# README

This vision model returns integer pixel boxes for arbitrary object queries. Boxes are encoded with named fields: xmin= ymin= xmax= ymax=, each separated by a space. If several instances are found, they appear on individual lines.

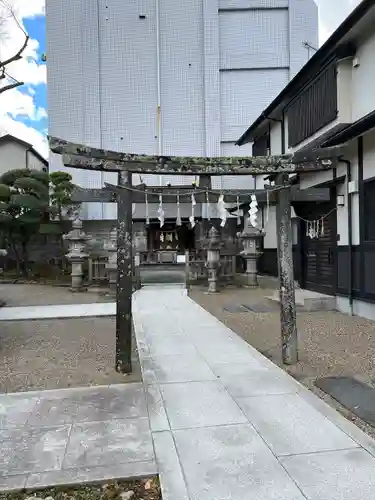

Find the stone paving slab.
xmin=0 ymin=302 xmax=116 ymax=321
xmin=281 ymin=448 xmax=375 ymax=500
xmin=242 ymin=302 xmax=279 ymax=313
xmin=315 ymin=376 xmax=375 ymax=426
xmin=173 ymin=425 xmax=305 ymax=500
xmin=0 ymin=383 xmax=156 ymax=491
xmin=237 ymin=393 xmax=358 ymax=456
xmin=223 ymin=303 xmax=249 ymax=313
xmin=133 ymin=286 xmax=375 ymax=500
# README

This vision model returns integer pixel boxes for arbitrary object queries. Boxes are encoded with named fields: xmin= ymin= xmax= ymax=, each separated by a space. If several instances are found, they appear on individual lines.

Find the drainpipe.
xmin=156 ymin=0 xmax=162 ymax=186
xmin=340 ymin=158 xmax=353 ymax=315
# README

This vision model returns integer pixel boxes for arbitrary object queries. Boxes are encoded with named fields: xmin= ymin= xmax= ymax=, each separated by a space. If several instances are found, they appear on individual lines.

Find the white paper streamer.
xmin=189 ymin=193 xmax=196 ymax=228
xmin=218 ymin=194 xmax=227 ymax=228
xmin=145 ymin=191 xmax=150 ymax=225
xmin=249 ymin=194 xmax=258 ymax=227
xmin=236 ymin=196 xmax=241 ymax=226
xmin=176 ymin=193 xmax=182 ymax=226
xmin=157 ymin=194 xmax=165 ymax=227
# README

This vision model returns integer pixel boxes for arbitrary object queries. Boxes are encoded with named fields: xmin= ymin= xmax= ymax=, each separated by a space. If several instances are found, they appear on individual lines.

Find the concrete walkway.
xmin=133 ymin=287 xmax=375 ymax=500
xmin=1 ymin=286 xmax=375 ymax=499
xmin=0 ymin=383 xmax=156 ymax=491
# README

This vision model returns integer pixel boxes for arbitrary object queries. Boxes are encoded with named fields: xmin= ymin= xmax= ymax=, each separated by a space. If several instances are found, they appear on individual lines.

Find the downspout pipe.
xmin=339 ymin=157 xmax=353 ymax=315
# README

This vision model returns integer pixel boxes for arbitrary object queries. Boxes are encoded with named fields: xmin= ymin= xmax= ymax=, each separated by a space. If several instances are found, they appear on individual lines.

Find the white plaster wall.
xmin=337 ymin=297 xmax=375 ymax=322
xmin=299 ymin=169 xmax=334 ymax=190
xmin=362 ymin=129 xmax=375 ymax=180
xmin=0 ymin=142 xmax=46 ymax=175
xmin=351 ymin=31 xmax=375 ymax=122
xmin=270 ymin=121 xmax=282 ymax=155
xmin=27 ymin=153 xmax=47 ymax=171
xmin=0 ymin=142 xmax=28 ymax=175
xmin=335 ymin=144 xmax=360 ymax=246
xmin=263 ymin=205 xmax=277 ymax=248
xmin=337 ymin=59 xmax=353 ymax=123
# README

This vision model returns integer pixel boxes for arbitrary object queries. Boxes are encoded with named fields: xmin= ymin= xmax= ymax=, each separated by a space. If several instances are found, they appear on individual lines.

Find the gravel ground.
xmin=0 ymin=283 xmax=113 ymax=307
xmin=190 ymin=285 xmax=375 ymax=439
xmin=0 ymin=478 xmax=161 ymax=500
xmin=0 ymin=317 xmax=141 ymax=393
xmin=0 ymin=284 xmax=140 ymax=393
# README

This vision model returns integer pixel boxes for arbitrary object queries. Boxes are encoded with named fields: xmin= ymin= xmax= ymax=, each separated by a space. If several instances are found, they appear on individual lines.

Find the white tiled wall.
xmin=219 ymin=8 xmax=289 ymax=69
xmin=47 ymin=0 xmax=318 ymax=219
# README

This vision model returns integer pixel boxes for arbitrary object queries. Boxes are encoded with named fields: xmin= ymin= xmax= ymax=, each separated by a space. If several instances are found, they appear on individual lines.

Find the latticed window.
xmin=287 ymin=61 xmax=338 ymax=147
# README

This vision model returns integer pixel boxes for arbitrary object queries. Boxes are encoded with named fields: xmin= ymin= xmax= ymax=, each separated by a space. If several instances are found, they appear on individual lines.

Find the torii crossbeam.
xmin=49 ymin=136 xmax=337 ymax=175
xmin=49 ymin=136 xmax=339 ymax=371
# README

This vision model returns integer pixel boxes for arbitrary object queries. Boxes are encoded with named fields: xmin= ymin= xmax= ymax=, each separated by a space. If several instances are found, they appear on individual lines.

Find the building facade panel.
xmin=219 ymin=8 xmax=289 ymax=69
xmin=47 ymin=0 xmax=318 ymax=220
xmin=220 ymin=68 xmax=289 ymax=141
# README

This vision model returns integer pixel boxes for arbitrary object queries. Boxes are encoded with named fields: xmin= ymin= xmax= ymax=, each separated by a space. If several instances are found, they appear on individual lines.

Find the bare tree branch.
xmin=0 ymin=79 xmax=22 ymax=93
xmin=0 ymin=33 xmax=29 ymax=69
xmin=0 ymin=0 xmax=29 ymax=93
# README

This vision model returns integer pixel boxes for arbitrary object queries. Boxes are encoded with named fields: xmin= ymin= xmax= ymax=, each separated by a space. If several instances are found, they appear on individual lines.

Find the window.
xmin=287 ymin=62 xmax=338 ymax=147
xmin=252 ymin=133 xmax=270 ymax=157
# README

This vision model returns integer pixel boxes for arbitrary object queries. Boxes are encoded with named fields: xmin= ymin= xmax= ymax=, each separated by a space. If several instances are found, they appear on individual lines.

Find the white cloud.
xmin=316 ymin=0 xmax=362 ymax=45
xmin=0 ymin=0 xmax=47 ymax=159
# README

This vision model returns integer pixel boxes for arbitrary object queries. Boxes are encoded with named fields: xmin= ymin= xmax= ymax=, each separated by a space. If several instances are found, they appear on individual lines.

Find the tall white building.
xmin=47 ymin=0 xmax=318 ymax=221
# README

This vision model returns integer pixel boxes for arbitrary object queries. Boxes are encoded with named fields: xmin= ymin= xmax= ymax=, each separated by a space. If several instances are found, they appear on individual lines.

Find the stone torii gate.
xmin=50 ymin=136 xmax=337 ymax=373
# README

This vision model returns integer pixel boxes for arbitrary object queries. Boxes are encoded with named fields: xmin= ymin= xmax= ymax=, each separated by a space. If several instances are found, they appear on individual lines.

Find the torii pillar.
xmin=116 ymin=171 xmax=133 ymax=373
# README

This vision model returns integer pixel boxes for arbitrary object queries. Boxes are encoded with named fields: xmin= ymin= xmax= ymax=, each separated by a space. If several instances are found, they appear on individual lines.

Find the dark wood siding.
xmin=287 ymin=62 xmax=338 ymax=148
xmin=296 ymin=198 xmax=337 ymax=295
xmin=363 ymin=179 xmax=375 ymax=242
xmin=252 ymin=133 xmax=270 ymax=157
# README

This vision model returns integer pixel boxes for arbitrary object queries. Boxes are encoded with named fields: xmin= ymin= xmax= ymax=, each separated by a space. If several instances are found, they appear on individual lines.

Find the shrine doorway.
xmin=146 ymin=219 xmax=195 ymax=265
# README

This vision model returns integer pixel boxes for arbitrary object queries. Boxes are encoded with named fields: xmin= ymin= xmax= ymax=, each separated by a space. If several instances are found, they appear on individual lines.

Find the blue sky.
xmin=0 ymin=0 xmax=47 ymax=156
xmin=22 ymin=16 xmax=47 ymax=136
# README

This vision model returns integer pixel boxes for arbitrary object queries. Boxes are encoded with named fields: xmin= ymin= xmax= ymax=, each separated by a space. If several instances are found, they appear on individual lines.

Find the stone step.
xmin=267 ymin=289 xmax=336 ymax=312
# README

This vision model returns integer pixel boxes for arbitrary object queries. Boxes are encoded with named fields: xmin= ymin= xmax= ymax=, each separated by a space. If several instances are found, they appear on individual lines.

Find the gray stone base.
xmin=315 ymin=376 xmax=375 ymax=427
xmin=267 ymin=289 xmax=337 ymax=312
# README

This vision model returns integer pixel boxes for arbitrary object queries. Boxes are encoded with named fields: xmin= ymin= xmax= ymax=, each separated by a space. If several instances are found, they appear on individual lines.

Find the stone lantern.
xmin=104 ymin=227 xmax=117 ymax=295
xmin=63 ymin=217 xmax=90 ymax=291
xmin=238 ymin=218 xmax=265 ymax=287
xmin=206 ymin=226 xmax=221 ymax=294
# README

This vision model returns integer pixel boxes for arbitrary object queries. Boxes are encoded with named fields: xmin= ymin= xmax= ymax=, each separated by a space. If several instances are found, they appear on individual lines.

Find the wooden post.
xmin=116 ymin=171 xmax=133 ymax=373
xmin=275 ymin=173 xmax=298 ymax=365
